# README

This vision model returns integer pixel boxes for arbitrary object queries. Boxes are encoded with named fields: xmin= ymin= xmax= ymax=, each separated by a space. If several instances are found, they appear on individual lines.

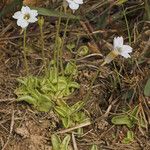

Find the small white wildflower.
xmin=13 ymin=6 xmax=38 ymax=29
xmin=103 ymin=36 xmax=133 ymax=65
xmin=66 ymin=0 xmax=83 ymax=11
xmin=113 ymin=36 xmax=132 ymax=58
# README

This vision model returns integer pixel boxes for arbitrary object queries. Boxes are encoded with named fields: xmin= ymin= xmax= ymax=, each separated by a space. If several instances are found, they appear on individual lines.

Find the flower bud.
xmin=38 ymin=16 xmax=44 ymax=27
xmin=103 ymin=50 xmax=119 ymax=64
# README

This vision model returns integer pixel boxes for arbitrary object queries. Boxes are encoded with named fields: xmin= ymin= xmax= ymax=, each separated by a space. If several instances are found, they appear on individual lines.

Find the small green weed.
xmin=55 ymin=100 xmax=88 ymax=128
xmin=111 ymin=105 xmax=147 ymax=144
xmin=51 ymin=134 xmax=71 ymax=150
xmin=90 ymin=145 xmax=98 ymax=150
xmin=111 ymin=105 xmax=146 ymax=128
xmin=122 ymin=130 xmax=134 ymax=144
xmin=144 ymin=78 xmax=150 ymax=97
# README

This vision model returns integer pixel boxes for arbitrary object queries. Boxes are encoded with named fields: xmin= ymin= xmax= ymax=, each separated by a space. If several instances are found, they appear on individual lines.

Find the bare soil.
xmin=0 ymin=1 xmax=150 ymax=150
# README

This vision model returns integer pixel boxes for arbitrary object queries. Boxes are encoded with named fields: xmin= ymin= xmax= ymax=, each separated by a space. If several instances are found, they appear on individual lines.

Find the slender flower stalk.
xmin=53 ymin=7 xmax=63 ymax=91
xmin=60 ymin=18 xmax=70 ymax=76
xmin=54 ymin=9 xmax=62 ymax=71
xmin=23 ymin=29 xmax=29 ymax=75
xmin=122 ymin=5 xmax=131 ymax=45
xmin=13 ymin=6 xmax=38 ymax=75
xmin=38 ymin=17 xmax=47 ymax=74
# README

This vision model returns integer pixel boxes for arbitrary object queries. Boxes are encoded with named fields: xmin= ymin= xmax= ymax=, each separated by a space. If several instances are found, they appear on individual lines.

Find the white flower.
xmin=66 ymin=0 xmax=83 ymax=11
xmin=113 ymin=36 xmax=132 ymax=58
xmin=13 ymin=6 xmax=38 ymax=29
xmin=102 ymin=36 xmax=133 ymax=65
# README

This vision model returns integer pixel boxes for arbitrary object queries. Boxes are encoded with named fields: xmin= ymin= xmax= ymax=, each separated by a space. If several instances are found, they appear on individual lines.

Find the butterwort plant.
xmin=13 ymin=6 xmax=38 ymax=75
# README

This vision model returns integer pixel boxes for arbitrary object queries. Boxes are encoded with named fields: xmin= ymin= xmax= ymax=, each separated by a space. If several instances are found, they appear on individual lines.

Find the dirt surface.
xmin=0 ymin=0 xmax=150 ymax=150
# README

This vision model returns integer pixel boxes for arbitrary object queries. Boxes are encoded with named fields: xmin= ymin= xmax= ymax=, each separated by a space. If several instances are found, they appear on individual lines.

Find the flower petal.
xmin=113 ymin=36 xmax=123 ymax=49
xmin=118 ymin=36 xmax=123 ymax=46
xmin=30 ymin=10 xmax=38 ymax=17
xmin=21 ymin=6 xmax=31 ymax=14
xmin=120 ymin=52 xmax=131 ymax=58
xmin=69 ymin=2 xmax=79 ymax=10
xmin=28 ymin=16 xmax=38 ymax=23
xmin=74 ymin=0 xmax=83 ymax=4
xmin=13 ymin=11 xmax=23 ymax=19
xmin=17 ymin=18 xmax=29 ymax=28
xmin=122 ymin=45 xmax=132 ymax=53
xmin=66 ymin=0 xmax=72 ymax=3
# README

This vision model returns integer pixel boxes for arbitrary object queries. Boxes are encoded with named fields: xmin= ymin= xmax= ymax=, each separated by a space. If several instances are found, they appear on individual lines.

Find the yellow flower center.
xmin=117 ymin=47 xmax=122 ymax=53
xmin=24 ymin=14 xmax=30 ymax=20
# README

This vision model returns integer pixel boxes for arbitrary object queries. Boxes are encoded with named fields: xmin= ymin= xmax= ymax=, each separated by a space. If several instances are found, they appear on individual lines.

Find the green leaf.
xmin=77 ymin=46 xmax=89 ymax=57
xmin=77 ymin=127 xmax=83 ymax=137
xmin=56 ymin=100 xmax=70 ymax=108
xmin=58 ymin=82 xmax=67 ymax=91
xmin=144 ymin=78 xmax=150 ymax=96
xmin=71 ymin=101 xmax=84 ymax=113
xmin=90 ymin=145 xmax=98 ymax=150
xmin=122 ymin=130 xmax=134 ymax=144
xmin=63 ymin=87 xmax=71 ymax=96
xmin=53 ymin=76 xmax=67 ymax=84
xmin=49 ymin=67 xmax=57 ymax=82
xmin=60 ymin=135 xmax=71 ymax=150
xmin=65 ymin=61 xmax=77 ymax=76
xmin=51 ymin=134 xmax=61 ymax=150
xmin=15 ymin=87 xmax=27 ymax=95
xmin=66 ymin=43 xmax=76 ymax=52
xmin=37 ymin=94 xmax=53 ymax=112
xmin=17 ymin=78 xmax=27 ymax=86
xmin=41 ymin=81 xmax=57 ymax=93
xmin=69 ymin=81 xmax=80 ymax=88
xmin=30 ymin=89 xmax=40 ymax=100
xmin=61 ymin=117 xmax=72 ymax=128
xmin=18 ymin=95 xmax=37 ymax=105
xmin=129 ymin=105 xmax=139 ymax=123
xmin=138 ymin=115 xmax=147 ymax=128
xmin=127 ymin=130 xmax=134 ymax=139
xmin=111 ymin=115 xmax=133 ymax=128
xmin=32 ymin=7 xmax=80 ymax=19
xmin=55 ymin=106 xmax=70 ymax=117
xmin=73 ymin=112 xmax=87 ymax=123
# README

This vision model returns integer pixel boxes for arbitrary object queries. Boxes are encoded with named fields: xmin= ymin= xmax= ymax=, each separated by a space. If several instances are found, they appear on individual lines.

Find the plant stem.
xmin=23 ymin=29 xmax=29 ymax=75
xmin=54 ymin=7 xmax=62 ymax=71
xmin=54 ymin=7 xmax=62 ymax=91
xmin=60 ymin=18 xmax=70 ymax=76
xmin=39 ymin=22 xmax=47 ymax=74
xmin=122 ymin=5 xmax=131 ymax=45
xmin=84 ymin=62 xmax=106 ymax=103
